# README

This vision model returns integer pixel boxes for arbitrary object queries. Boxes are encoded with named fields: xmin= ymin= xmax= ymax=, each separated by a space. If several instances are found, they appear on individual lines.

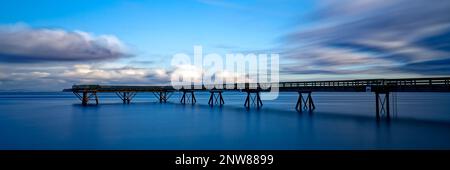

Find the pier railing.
xmin=280 ymin=77 xmax=450 ymax=87
xmin=68 ymin=77 xmax=450 ymax=91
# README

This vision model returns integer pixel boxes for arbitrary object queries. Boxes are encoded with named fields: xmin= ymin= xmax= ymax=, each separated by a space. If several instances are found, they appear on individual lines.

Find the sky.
xmin=0 ymin=0 xmax=449 ymax=91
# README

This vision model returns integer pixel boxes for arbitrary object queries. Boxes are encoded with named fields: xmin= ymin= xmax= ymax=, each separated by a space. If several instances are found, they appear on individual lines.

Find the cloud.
xmin=0 ymin=61 xmax=259 ymax=91
xmin=283 ymin=0 xmax=450 ymax=76
xmin=61 ymin=64 xmax=169 ymax=84
xmin=10 ymin=71 xmax=50 ymax=80
xmin=0 ymin=64 xmax=174 ymax=91
xmin=391 ymin=58 xmax=450 ymax=75
xmin=31 ymin=72 xmax=51 ymax=78
xmin=170 ymin=63 xmax=257 ymax=84
xmin=0 ymin=71 xmax=8 ymax=81
xmin=170 ymin=64 xmax=204 ymax=83
xmin=0 ymin=24 xmax=131 ymax=63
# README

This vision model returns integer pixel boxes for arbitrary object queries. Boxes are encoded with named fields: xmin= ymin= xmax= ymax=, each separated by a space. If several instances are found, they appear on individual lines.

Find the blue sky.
xmin=0 ymin=0 xmax=311 ymax=59
xmin=0 ymin=0 xmax=449 ymax=90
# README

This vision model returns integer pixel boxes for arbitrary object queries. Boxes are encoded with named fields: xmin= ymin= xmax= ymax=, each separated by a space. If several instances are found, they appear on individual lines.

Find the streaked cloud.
xmin=283 ymin=0 xmax=450 ymax=76
xmin=0 ymin=23 xmax=131 ymax=63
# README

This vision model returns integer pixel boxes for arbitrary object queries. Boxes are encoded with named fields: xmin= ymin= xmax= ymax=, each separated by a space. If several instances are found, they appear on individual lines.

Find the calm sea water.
xmin=0 ymin=92 xmax=449 ymax=150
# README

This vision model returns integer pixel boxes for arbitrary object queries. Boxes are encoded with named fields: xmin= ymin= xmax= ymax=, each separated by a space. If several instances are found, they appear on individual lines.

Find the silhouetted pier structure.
xmin=63 ymin=77 xmax=450 ymax=121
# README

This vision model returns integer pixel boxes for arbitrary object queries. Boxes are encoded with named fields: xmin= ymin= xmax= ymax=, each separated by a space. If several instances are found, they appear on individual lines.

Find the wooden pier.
xmin=63 ymin=77 xmax=450 ymax=121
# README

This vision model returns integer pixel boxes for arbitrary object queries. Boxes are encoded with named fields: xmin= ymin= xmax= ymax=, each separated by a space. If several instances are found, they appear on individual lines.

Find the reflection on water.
xmin=0 ymin=92 xmax=450 ymax=149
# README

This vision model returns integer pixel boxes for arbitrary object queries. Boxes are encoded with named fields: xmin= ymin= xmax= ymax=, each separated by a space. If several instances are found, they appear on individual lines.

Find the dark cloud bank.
xmin=0 ymin=24 xmax=131 ymax=63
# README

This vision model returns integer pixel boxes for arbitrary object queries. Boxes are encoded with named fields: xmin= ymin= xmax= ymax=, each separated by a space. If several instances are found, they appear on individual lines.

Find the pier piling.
xmin=180 ymin=90 xmax=196 ymax=104
xmin=208 ymin=90 xmax=224 ymax=106
xmin=244 ymin=90 xmax=263 ymax=109
xmin=115 ymin=92 xmax=136 ymax=104
xmin=375 ymin=91 xmax=391 ymax=121
xmin=73 ymin=91 xmax=98 ymax=106
xmin=295 ymin=91 xmax=315 ymax=113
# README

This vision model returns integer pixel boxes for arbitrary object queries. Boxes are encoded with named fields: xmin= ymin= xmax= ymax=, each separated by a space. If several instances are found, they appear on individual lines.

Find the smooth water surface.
xmin=0 ymin=92 xmax=449 ymax=149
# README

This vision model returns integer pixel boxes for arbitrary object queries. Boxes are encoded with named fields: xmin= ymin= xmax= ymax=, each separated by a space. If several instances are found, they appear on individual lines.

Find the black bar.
xmin=0 ymin=150 xmax=448 ymax=168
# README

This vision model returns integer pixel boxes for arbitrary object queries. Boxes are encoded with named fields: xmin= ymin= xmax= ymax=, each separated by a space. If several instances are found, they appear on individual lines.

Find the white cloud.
xmin=170 ymin=64 xmax=203 ymax=83
xmin=31 ymin=72 xmax=50 ymax=78
xmin=62 ymin=64 xmax=148 ymax=81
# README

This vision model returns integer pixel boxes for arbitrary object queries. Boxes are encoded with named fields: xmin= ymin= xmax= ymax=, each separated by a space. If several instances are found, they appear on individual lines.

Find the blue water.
xmin=0 ymin=92 xmax=450 ymax=150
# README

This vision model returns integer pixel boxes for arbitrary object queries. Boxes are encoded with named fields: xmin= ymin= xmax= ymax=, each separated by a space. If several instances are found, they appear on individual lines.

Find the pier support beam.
xmin=208 ymin=90 xmax=224 ymax=106
xmin=160 ymin=91 xmax=167 ymax=103
xmin=74 ymin=91 xmax=99 ymax=106
xmin=244 ymin=90 xmax=263 ymax=109
xmin=82 ymin=92 xmax=88 ymax=105
xmin=153 ymin=91 xmax=171 ymax=103
xmin=160 ymin=91 xmax=170 ymax=103
xmin=295 ymin=91 xmax=315 ymax=112
xmin=375 ymin=91 xmax=390 ymax=121
xmin=115 ymin=92 xmax=137 ymax=104
xmin=152 ymin=90 xmax=172 ymax=103
xmin=180 ymin=90 xmax=196 ymax=104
